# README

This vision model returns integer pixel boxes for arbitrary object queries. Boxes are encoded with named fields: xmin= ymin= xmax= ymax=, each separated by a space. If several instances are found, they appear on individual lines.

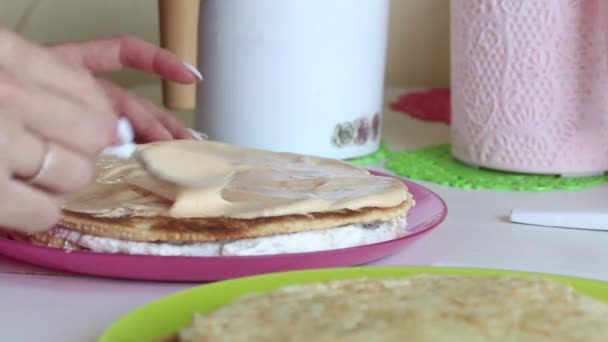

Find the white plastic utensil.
xmin=510 ymin=208 xmax=608 ymax=231
xmin=101 ymin=117 xmax=137 ymax=159
xmin=101 ymin=117 xmax=216 ymax=187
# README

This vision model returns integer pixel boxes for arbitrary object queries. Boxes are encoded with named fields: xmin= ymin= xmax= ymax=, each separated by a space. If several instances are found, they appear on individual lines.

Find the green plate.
xmin=99 ymin=266 xmax=608 ymax=342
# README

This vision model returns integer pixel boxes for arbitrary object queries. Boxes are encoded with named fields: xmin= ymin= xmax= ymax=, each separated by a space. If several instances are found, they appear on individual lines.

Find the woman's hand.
xmin=49 ymin=35 xmax=202 ymax=142
xmin=0 ymin=29 xmax=119 ymax=233
xmin=0 ymin=31 xmax=199 ymax=233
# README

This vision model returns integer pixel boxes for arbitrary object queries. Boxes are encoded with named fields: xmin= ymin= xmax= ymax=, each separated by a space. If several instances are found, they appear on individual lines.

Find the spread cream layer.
xmin=52 ymin=215 xmax=408 ymax=256
xmin=63 ymin=140 xmax=409 ymax=219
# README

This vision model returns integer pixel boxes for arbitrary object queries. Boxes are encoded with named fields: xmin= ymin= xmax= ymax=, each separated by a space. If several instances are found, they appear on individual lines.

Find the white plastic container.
xmin=196 ymin=0 xmax=390 ymax=159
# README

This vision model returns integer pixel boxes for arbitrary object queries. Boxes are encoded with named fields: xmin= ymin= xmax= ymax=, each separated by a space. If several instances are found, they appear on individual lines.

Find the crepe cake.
xmin=169 ymin=274 xmax=608 ymax=342
xmin=13 ymin=140 xmax=415 ymax=256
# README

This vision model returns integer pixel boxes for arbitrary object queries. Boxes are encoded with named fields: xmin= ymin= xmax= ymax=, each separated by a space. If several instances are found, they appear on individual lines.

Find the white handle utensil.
xmin=510 ymin=209 xmax=608 ymax=231
xmin=101 ymin=117 xmax=137 ymax=159
xmin=101 ymin=117 xmax=217 ymax=187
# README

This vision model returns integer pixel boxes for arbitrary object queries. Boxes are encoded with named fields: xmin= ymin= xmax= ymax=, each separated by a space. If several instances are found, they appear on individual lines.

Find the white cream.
xmin=51 ymin=216 xmax=408 ymax=256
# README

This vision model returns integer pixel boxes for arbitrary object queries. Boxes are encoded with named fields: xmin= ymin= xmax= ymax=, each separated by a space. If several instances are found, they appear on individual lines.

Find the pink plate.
xmin=0 ymin=172 xmax=447 ymax=282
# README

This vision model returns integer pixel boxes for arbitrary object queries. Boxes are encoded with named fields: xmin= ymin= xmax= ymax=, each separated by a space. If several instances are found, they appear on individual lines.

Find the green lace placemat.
xmin=346 ymin=141 xmax=392 ymax=165
xmin=384 ymin=144 xmax=608 ymax=191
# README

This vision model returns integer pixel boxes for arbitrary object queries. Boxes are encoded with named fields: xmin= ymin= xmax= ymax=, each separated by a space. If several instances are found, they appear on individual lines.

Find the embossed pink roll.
xmin=450 ymin=0 xmax=608 ymax=175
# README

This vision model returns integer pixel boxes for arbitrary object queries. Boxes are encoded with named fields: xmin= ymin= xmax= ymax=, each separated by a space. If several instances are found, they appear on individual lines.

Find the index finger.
xmin=50 ymin=36 xmax=202 ymax=83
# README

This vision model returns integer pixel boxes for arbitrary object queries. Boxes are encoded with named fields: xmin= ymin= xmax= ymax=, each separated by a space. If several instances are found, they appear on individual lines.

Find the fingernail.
xmin=182 ymin=61 xmax=203 ymax=81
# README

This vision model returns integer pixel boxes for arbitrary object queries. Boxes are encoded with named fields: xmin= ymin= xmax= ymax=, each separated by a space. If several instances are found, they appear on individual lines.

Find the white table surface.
xmin=2 ymin=86 xmax=608 ymax=342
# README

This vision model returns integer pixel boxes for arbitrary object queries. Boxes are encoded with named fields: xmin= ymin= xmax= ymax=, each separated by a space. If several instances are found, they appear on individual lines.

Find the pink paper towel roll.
xmin=450 ymin=0 xmax=608 ymax=175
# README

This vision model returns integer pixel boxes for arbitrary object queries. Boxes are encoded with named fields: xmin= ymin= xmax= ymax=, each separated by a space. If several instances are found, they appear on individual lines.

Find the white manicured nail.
xmin=182 ymin=61 xmax=203 ymax=81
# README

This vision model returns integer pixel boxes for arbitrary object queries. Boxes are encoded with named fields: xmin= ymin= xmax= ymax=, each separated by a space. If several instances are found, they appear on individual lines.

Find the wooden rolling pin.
xmin=158 ymin=0 xmax=200 ymax=110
